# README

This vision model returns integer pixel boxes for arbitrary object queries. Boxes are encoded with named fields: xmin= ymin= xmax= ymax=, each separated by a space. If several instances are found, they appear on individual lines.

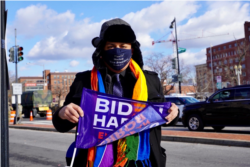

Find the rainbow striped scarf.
xmin=87 ymin=59 xmax=151 ymax=167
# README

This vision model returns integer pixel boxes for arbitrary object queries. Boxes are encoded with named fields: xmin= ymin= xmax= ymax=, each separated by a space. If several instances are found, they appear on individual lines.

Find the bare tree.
xmin=145 ymin=53 xmax=174 ymax=94
xmin=51 ymin=85 xmax=68 ymax=107
xmin=8 ymin=70 xmax=16 ymax=83
xmin=221 ymin=39 xmax=250 ymax=86
xmin=179 ymin=58 xmax=192 ymax=85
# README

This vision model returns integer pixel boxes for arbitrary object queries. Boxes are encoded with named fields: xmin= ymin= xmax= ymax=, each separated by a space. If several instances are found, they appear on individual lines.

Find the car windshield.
xmin=178 ymin=97 xmax=199 ymax=104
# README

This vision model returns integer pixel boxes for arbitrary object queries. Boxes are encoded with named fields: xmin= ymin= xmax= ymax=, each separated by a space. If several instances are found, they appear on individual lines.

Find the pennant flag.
xmin=76 ymin=88 xmax=171 ymax=149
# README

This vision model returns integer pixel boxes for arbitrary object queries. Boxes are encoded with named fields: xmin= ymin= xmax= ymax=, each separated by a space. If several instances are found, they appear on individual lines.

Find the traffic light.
xmin=17 ymin=46 xmax=24 ymax=62
xmin=9 ymin=47 xmax=14 ymax=62
xmin=171 ymin=58 xmax=176 ymax=69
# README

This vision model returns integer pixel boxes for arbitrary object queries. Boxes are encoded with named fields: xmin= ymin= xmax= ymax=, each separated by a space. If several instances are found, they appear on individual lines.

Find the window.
xmin=228 ymin=52 xmax=230 ymax=56
xmin=224 ymin=60 xmax=227 ymax=64
xmin=235 ymin=43 xmax=237 ymax=47
xmin=229 ymin=44 xmax=232 ymax=48
xmin=213 ymin=49 xmax=216 ymax=53
xmin=58 ymin=81 xmax=60 ymax=84
xmin=47 ymin=76 xmax=49 ymax=80
xmin=212 ymin=90 xmax=234 ymax=101
xmin=223 ymin=46 xmax=226 ymax=50
xmin=242 ymin=72 xmax=246 ymax=76
xmin=54 ymin=81 xmax=56 ymax=84
xmin=71 ymin=75 xmax=74 ymax=79
xmin=234 ymin=51 xmax=236 ymax=55
xmin=249 ymin=27 xmax=250 ymax=31
xmin=225 ymin=53 xmax=227 ymax=57
xmin=214 ymin=62 xmax=217 ymax=66
xmin=241 ymin=41 xmax=244 ymax=45
xmin=53 ymin=75 xmax=56 ymax=79
xmin=62 ymin=75 xmax=64 ymax=79
xmin=165 ymin=98 xmax=182 ymax=105
xmin=230 ymin=66 xmax=233 ymax=70
xmin=249 ymin=35 xmax=250 ymax=42
xmin=224 ymin=67 xmax=228 ymax=71
xmin=57 ymin=75 xmax=59 ymax=79
xmin=234 ymin=88 xmax=250 ymax=100
xmin=231 ymin=51 xmax=234 ymax=55
xmin=242 ymin=64 xmax=245 ymax=69
xmin=209 ymin=63 xmax=211 ymax=67
xmin=242 ymin=56 xmax=245 ymax=61
xmin=230 ymin=59 xmax=233 ymax=63
xmin=219 ymin=68 xmax=222 ymax=72
xmin=214 ymin=69 xmax=217 ymax=73
xmin=68 ymin=76 xmax=70 ymax=79
xmin=235 ymin=58 xmax=239 ymax=62
xmin=219 ymin=61 xmax=222 ymax=65
xmin=218 ymin=47 xmax=221 ymax=51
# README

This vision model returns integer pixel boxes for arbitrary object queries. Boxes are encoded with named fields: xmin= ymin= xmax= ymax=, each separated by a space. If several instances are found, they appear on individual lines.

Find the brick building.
xmin=205 ymin=21 xmax=250 ymax=92
xmin=195 ymin=63 xmax=210 ymax=93
xmin=165 ymin=85 xmax=196 ymax=95
xmin=18 ymin=70 xmax=78 ymax=102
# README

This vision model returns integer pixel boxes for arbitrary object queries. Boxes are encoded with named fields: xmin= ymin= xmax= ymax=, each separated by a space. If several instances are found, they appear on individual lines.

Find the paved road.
xmin=9 ymin=129 xmax=250 ymax=167
xmin=19 ymin=118 xmax=250 ymax=135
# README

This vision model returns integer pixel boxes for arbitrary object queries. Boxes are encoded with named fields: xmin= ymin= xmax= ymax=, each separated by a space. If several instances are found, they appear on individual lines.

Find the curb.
xmin=9 ymin=126 xmax=250 ymax=148
xmin=9 ymin=125 xmax=76 ymax=134
xmin=161 ymin=135 xmax=250 ymax=148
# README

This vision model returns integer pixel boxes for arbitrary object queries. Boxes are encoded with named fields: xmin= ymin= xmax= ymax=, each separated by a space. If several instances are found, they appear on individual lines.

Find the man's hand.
xmin=58 ymin=103 xmax=84 ymax=124
xmin=165 ymin=103 xmax=179 ymax=124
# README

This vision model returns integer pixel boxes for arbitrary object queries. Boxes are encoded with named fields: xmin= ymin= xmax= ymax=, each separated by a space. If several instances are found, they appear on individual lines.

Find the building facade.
xmin=18 ymin=70 xmax=78 ymax=102
xmin=206 ymin=21 xmax=250 ymax=92
xmin=195 ymin=63 xmax=210 ymax=93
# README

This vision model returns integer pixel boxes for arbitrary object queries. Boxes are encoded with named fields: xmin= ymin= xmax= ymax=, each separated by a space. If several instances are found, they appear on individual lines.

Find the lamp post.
xmin=234 ymin=65 xmax=242 ymax=85
xmin=210 ymin=45 xmax=215 ymax=92
xmin=170 ymin=18 xmax=181 ymax=94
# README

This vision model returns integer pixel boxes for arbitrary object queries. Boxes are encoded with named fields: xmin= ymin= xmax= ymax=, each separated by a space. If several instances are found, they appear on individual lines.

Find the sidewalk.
xmin=9 ymin=123 xmax=250 ymax=148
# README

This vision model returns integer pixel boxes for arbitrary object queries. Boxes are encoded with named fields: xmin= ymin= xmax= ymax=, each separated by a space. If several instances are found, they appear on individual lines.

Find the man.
xmin=53 ymin=18 xmax=178 ymax=167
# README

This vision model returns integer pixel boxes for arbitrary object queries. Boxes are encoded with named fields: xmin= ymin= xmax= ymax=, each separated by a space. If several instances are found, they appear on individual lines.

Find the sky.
xmin=5 ymin=0 xmax=250 ymax=77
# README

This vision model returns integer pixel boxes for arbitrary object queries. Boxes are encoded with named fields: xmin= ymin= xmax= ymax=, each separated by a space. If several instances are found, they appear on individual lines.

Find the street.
xmin=19 ymin=117 xmax=250 ymax=134
xmin=9 ymin=128 xmax=250 ymax=167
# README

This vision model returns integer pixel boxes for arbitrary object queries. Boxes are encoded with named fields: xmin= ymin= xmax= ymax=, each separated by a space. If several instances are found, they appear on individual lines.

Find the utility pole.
xmin=170 ymin=18 xmax=181 ymax=94
xmin=0 ymin=0 xmax=10 ymax=166
xmin=210 ymin=45 xmax=215 ymax=92
xmin=14 ymin=28 xmax=19 ymax=124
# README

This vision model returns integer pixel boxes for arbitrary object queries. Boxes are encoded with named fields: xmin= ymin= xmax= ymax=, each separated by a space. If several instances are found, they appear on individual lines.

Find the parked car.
xmin=182 ymin=85 xmax=250 ymax=131
xmin=165 ymin=95 xmax=200 ymax=120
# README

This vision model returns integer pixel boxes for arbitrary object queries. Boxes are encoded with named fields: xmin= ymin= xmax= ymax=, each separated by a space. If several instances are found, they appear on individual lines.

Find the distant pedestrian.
xmin=53 ymin=18 xmax=178 ymax=167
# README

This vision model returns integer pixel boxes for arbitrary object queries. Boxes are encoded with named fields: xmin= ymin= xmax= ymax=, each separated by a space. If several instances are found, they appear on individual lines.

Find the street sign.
xmin=178 ymin=47 xmax=186 ymax=54
xmin=216 ymin=76 xmax=221 ymax=83
xmin=12 ymin=83 xmax=22 ymax=95
xmin=172 ymin=75 xmax=178 ymax=82
xmin=216 ymin=82 xmax=222 ymax=89
xmin=12 ymin=95 xmax=21 ymax=104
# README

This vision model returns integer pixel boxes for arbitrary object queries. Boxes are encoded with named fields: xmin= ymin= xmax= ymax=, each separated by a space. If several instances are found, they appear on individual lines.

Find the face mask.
xmin=102 ymin=48 xmax=132 ymax=71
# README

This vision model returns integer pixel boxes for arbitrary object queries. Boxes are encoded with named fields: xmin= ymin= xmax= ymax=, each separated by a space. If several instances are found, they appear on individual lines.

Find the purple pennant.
xmin=76 ymin=88 xmax=171 ymax=149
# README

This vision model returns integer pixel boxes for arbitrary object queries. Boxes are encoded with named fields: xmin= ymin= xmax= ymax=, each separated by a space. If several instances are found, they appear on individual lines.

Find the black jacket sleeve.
xmin=52 ymin=71 xmax=91 ymax=132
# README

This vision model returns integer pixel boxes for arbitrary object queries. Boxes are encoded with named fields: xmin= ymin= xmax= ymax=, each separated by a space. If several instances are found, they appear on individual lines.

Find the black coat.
xmin=53 ymin=68 xmax=178 ymax=167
